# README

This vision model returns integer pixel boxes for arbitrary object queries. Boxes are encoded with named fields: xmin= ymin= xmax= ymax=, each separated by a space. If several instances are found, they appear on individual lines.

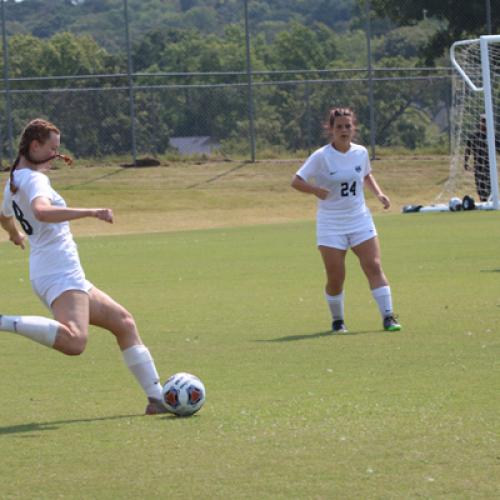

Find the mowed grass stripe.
xmin=0 ymin=213 xmax=499 ymax=498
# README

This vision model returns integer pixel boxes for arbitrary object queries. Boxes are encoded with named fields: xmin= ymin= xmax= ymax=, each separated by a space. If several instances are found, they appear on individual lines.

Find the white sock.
xmin=0 ymin=315 xmax=59 ymax=347
xmin=122 ymin=344 xmax=162 ymax=400
xmin=371 ymin=286 xmax=393 ymax=319
xmin=325 ymin=291 xmax=344 ymax=321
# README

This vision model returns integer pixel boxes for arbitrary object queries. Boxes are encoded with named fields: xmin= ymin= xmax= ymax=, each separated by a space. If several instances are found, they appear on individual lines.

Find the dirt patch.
xmin=121 ymin=157 xmax=161 ymax=168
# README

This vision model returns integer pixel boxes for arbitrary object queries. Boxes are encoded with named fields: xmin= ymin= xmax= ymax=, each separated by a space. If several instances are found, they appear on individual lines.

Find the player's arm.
xmin=0 ymin=212 xmax=26 ymax=249
xmin=31 ymin=197 xmax=114 ymax=224
xmin=364 ymin=173 xmax=390 ymax=209
xmin=291 ymin=175 xmax=329 ymax=200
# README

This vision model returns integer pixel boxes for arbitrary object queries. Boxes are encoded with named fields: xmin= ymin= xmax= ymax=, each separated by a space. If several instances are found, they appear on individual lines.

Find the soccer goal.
xmin=447 ymin=35 xmax=500 ymax=210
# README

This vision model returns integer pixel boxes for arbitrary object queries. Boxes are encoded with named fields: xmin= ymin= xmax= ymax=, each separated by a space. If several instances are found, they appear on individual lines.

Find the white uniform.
xmin=1 ymin=169 xmax=92 ymax=307
xmin=296 ymin=143 xmax=377 ymax=249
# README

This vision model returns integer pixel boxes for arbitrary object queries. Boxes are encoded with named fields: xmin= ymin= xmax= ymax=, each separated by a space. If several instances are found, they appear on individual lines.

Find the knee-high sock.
xmin=325 ymin=291 xmax=344 ymax=321
xmin=122 ymin=344 xmax=163 ymax=400
xmin=371 ymin=286 xmax=393 ymax=318
xmin=0 ymin=315 xmax=59 ymax=347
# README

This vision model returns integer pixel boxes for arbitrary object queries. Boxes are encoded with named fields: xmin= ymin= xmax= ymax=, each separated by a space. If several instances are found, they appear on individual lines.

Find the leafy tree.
xmin=368 ymin=0 xmax=500 ymax=63
xmin=3 ymin=0 xmax=358 ymax=48
xmin=3 ymin=32 xmax=109 ymax=79
xmin=0 ymin=2 xmax=452 ymax=155
xmin=42 ymin=32 xmax=109 ymax=75
xmin=265 ymin=22 xmax=338 ymax=71
xmin=0 ymin=31 xmax=138 ymax=157
xmin=179 ymin=0 xmax=200 ymax=12
xmin=308 ymin=0 xmax=357 ymax=31
xmin=373 ymin=18 xmax=442 ymax=60
xmin=130 ymin=25 xmax=268 ymax=141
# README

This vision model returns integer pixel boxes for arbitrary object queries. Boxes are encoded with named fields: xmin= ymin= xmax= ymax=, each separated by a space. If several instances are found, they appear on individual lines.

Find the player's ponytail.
xmin=9 ymin=155 xmax=21 ymax=194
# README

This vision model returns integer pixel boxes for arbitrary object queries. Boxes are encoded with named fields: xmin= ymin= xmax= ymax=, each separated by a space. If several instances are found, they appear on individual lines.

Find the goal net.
xmin=446 ymin=35 xmax=500 ymax=210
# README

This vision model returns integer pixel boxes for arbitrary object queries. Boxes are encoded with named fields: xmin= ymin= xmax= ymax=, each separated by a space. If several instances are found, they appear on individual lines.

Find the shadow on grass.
xmin=0 ymin=413 xmax=141 ymax=436
xmin=480 ymin=268 xmax=500 ymax=273
xmin=62 ymin=168 xmax=125 ymax=190
xmin=185 ymin=162 xmax=249 ymax=189
xmin=0 ymin=411 xmax=201 ymax=435
xmin=256 ymin=329 xmax=378 ymax=342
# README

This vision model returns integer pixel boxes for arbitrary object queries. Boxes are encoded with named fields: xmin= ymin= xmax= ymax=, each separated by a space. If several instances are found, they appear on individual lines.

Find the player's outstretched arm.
xmin=31 ymin=197 xmax=113 ymax=224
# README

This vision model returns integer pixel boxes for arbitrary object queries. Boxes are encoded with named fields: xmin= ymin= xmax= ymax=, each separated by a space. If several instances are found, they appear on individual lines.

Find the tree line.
xmin=0 ymin=0 xmax=496 ymax=158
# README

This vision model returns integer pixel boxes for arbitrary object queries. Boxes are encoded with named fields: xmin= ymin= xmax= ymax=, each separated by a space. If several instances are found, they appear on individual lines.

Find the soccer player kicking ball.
xmin=291 ymin=107 xmax=401 ymax=333
xmin=0 ymin=118 xmax=167 ymax=414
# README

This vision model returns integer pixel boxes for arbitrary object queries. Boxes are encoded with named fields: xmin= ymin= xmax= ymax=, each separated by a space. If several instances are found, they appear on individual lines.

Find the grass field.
xmin=0 ymin=153 xmax=454 ymax=240
xmin=1 ymin=157 xmax=499 ymax=498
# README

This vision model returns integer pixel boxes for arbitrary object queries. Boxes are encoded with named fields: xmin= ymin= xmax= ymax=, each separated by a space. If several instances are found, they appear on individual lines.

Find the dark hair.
xmin=326 ymin=107 xmax=356 ymax=129
xmin=9 ymin=118 xmax=69 ymax=194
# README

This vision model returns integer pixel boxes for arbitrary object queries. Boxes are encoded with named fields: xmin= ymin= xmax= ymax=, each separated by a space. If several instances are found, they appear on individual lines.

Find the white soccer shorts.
xmin=317 ymin=226 xmax=377 ymax=250
xmin=31 ymin=269 xmax=93 ymax=309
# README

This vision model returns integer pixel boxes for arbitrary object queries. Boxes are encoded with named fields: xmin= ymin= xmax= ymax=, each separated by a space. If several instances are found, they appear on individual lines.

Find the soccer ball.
xmin=162 ymin=372 xmax=206 ymax=416
xmin=448 ymin=197 xmax=462 ymax=211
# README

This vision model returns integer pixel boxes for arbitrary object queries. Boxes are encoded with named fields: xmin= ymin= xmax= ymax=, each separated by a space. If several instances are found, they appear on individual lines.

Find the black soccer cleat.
xmin=332 ymin=319 xmax=348 ymax=333
xmin=383 ymin=315 xmax=401 ymax=332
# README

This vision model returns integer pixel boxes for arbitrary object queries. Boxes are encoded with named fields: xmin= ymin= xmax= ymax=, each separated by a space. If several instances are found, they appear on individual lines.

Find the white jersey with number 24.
xmin=296 ymin=143 xmax=374 ymax=233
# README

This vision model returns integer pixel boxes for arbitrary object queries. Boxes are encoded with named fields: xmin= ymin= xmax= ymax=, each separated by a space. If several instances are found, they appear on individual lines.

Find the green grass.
xmin=0 ymin=154 xmax=455 ymax=240
xmin=1 ymin=212 xmax=500 ymax=498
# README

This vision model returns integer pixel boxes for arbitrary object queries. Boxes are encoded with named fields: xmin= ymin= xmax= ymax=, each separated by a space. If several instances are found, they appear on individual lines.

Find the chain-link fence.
xmin=0 ymin=0 xmax=495 ymax=164
xmin=0 ymin=69 xmax=453 ymax=162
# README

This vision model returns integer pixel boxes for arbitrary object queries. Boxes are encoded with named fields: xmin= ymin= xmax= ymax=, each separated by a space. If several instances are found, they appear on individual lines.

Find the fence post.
xmin=123 ymin=0 xmax=137 ymax=166
xmin=1 ymin=0 xmax=13 ymax=164
xmin=365 ymin=0 xmax=376 ymax=159
xmin=305 ymin=81 xmax=312 ymax=154
xmin=485 ymin=0 xmax=492 ymax=34
xmin=243 ymin=0 xmax=256 ymax=162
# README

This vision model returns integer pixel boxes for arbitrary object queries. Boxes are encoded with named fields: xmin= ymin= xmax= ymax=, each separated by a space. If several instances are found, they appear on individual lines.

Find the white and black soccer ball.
xmin=448 ymin=197 xmax=462 ymax=212
xmin=162 ymin=372 xmax=206 ymax=416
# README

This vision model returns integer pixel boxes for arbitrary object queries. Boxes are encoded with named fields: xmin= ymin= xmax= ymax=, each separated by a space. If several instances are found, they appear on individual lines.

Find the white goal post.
xmin=449 ymin=35 xmax=500 ymax=210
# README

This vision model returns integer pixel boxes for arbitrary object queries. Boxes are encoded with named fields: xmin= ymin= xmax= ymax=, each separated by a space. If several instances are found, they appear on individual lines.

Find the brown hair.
xmin=9 ymin=119 xmax=72 ymax=194
xmin=326 ymin=107 xmax=356 ymax=129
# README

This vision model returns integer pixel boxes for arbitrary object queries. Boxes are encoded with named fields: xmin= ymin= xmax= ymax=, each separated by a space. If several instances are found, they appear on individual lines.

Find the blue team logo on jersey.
xmin=355 ymin=165 xmax=362 ymax=172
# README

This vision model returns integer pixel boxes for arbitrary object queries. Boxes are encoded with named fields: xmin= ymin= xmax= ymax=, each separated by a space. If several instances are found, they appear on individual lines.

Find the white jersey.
xmin=296 ymin=143 xmax=374 ymax=233
xmin=1 ymin=169 xmax=83 ymax=279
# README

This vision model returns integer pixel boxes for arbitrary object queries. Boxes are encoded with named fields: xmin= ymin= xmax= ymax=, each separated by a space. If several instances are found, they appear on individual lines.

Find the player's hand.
xmin=10 ymin=231 xmax=26 ymax=249
xmin=377 ymin=193 xmax=391 ymax=209
xmin=94 ymin=208 xmax=114 ymax=224
xmin=314 ymin=187 xmax=330 ymax=200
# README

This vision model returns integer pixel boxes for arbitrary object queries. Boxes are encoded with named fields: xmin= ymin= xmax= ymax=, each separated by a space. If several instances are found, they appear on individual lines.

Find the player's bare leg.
xmin=0 ymin=290 xmax=88 ymax=354
xmin=87 ymin=287 xmax=166 ymax=413
xmin=88 ymin=287 xmax=141 ymax=350
xmin=319 ymin=245 xmax=348 ymax=332
xmin=352 ymin=237 xmax=401 ymax=331
xmin=351 ymin=236 xmax=387 ymax=289
xmin=51 ymin=289 xmax=91 ymax=355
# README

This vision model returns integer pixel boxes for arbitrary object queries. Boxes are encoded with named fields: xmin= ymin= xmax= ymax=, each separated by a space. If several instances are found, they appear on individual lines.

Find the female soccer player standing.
xmin=291 ymin=107 xmax=401 ymax=333
xmin=0 ymin=119 xmax=167 ymax=414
